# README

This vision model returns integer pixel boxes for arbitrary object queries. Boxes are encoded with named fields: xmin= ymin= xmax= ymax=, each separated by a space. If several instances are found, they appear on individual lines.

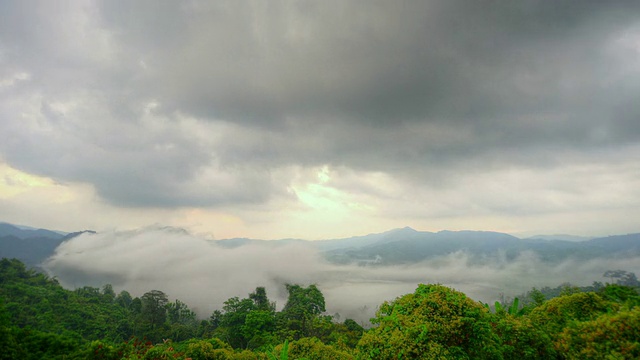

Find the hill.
xmin=0 ymin=223 xmax=93 ymax=267
xmin=2 ymin=221 xmax=640 ymax=268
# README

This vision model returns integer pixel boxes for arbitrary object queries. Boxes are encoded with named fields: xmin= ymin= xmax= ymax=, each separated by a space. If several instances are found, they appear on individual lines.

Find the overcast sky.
xmin=1 ymin=0 xmax=640 ymax=239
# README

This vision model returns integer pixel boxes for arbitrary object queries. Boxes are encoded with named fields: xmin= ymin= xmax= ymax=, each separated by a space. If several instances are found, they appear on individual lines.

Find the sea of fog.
xmin=44 ymin=227 xmax=640 ymax=323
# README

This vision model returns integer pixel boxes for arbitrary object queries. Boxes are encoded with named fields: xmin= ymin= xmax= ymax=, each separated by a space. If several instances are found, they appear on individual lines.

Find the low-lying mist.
xmin=44 ymin=227 xmax=640 ymax=323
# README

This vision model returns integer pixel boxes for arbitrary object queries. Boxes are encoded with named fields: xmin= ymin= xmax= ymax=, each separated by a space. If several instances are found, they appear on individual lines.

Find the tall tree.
xmin=115 ymin=290 xmax=133 ymax=309
xmin=215 ymin=287 xmax=277 ymax=349
xmin=604 ymin=270 xmax=640 ymax=287
xmin=166 ymin=299 xmax=196 ymax=325
xmin=102 ymin=284 xmax=116 ymax=303
xmin=279 ymin=284 xmax=326 ymax=339
xmin=140 ymin=290 xmax=168 ymax=331
xmin=249 ymin=286 xmax=274 ymax=312
xmin=219 ymin=296 xmax=255 ymax=348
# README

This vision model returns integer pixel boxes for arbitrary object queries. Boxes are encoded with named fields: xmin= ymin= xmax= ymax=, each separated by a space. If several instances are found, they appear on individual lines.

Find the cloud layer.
xmin=1 ymin=1 xmax=640 ymax=237
xmin=44 ymin=228 xmax=640 ymax=322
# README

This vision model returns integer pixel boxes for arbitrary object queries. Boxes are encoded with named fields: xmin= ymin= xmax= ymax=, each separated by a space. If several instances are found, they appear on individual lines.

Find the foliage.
xmin=217 ymin=289 xmax=276 ymax=349
xmin=491 ymin=297 xmax=525 ymax=316
xmin=604 ymin=270 xmax=640 ymax=287
xmin=598 ymin=284 xmax=640 ymax=307
xmin=266 ymin=339 xmax=288 ymax=360
xmin=287 ymin=337 xmax=353 ymax=360
xmin=492 ymin=314 xmax=556 ymax=359
xmin=3 ymin=258 xmax=640 ymax=359
xmin=141 ymin=290 xmax=169 ymax=332
xmin=357 ymin=284 xmax=501 ymax=359
xmin=556 ymin=306 xmax=640 ymax=359
xmin=278 ymin=284 xmax=326 ymax=340
xmin=528 ymin=291 xmax=616 ymax=335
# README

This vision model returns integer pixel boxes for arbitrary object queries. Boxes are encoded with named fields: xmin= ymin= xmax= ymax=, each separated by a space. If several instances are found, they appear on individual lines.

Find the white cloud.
xmin=44 ymin=227 xmax=640 ymax=322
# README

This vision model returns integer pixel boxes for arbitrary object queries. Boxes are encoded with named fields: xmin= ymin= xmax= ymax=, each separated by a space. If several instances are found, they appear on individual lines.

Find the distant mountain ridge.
xmin=214 ymin=228 xmax=640 ymax=266
xmin=0 ymin=223 xmax=93 ymax=267
xmin=319 ymin=229 xmax=640 ymax=265
xmin=0 ymin=222 xmax=65 ymax=240
xmin=525 ymin=234 xmax=593 ymax=242
xmin=2 ymin=221 xmax=640 ymax=267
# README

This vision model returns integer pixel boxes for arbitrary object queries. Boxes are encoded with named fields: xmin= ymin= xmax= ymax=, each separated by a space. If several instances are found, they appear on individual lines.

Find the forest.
xmin=1 ymin=257 xmax=639 ymax=359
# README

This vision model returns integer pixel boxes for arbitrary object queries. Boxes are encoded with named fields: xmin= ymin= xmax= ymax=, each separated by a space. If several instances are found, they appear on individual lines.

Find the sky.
xmin=1 ymin=0 xmax=640 ymax=240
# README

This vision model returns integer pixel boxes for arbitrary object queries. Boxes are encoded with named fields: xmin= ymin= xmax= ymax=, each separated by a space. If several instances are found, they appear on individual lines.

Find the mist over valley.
xmin=4 ymin=222 xmax=638 ymax=323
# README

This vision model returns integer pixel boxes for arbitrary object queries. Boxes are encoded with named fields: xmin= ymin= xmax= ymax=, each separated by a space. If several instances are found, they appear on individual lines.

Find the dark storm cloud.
xmin=1 ymin=0 xmax=640 ymax=209
xmin=106 ymin=0 xmax=640 ymax=169
xmin=119 ymin=0 xmax=640 ymax=130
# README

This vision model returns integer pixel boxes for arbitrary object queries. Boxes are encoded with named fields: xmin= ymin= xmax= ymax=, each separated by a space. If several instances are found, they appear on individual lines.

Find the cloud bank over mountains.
xmin=44 ymin=227 xmax=640 ymax=322
xmin=1 ymin=1 xmax=640 ymax=238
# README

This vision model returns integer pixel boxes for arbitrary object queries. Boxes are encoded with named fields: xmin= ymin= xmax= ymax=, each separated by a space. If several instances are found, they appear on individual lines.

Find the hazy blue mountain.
xmin=311 ymin=226 xmax=423 ymax=251
xmin=0 ymin=222 xmax=65 ymax=240
xmin=325 ymin=230 xmax=523 ymax=265
xmin=325 ymin=230 xmax=640 ymax=265
xmin=213 ymin=227 xmax=421 ymax=251
xmin=2 ymin=220 xmax=640 ymax=269
xmin=0 ymin=223 xmax=92 ymax=267
xmin=0 ymin=235 xmax=65 ymax=267
xmin=586 ymin=233 xmax=640 ymax=252
xmin=214 ymin=237 xmax=307 ymax=248
xmin=526 ymin=234 xmax=593 ymax=242
xmin=211 ymin=228 xmax=640 ymax=266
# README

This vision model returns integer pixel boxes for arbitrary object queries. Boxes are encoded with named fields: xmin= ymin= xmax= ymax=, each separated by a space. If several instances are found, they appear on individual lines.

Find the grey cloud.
xmin=113 ymin=0 xmax=640 ymax=129
xmin=0 ymin=94 xmax=279 ymax=207
xmin=123 ymin=0 xmax=640 ymax=167
xmin=1 ymin=0 xmax=640 ymax=210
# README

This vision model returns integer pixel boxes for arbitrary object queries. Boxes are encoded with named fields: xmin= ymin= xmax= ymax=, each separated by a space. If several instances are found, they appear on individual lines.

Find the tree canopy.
xmin=1 ymin=258 xmax=639 ymax=359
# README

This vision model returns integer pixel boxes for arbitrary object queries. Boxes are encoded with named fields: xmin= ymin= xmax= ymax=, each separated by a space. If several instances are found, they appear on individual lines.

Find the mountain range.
xmin=0 ymin=222 xmax=94 ymax=267
xmin=1 ymin=222 xmax=639 ymax=268
xmin=216 ymin=226 xmax=640 ymax=265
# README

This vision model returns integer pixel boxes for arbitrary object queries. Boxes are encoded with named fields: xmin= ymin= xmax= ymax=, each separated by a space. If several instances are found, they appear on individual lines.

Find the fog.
xmin=44 ymin=227 xmax=640 ymax=323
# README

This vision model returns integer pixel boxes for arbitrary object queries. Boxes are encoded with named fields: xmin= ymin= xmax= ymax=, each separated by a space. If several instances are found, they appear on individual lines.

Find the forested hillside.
xmin=1 ymin=257 xmax=639 ymax=359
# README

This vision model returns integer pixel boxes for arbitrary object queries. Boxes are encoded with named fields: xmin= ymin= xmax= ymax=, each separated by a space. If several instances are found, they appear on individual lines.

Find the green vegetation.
xmin=1 ymin=257 xmax=639 ymax=359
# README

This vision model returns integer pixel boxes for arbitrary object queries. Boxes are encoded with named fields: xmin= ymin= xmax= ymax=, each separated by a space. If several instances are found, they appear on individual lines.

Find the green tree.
xmin=116 ymin=290 xmax=133 ymax=309
xmin=165 ymin=299 xmax=197 ymax=342
xmin=528 ymin=291 xmax=615 ymax=335
xmin=102 ymin=284 xmax=116 ymax=302
xmin=492 ymin=314 xmax=556 ymax=359
xmin=167 ymin=299 xmax=196 ymax=325
xmin=604 ymin=270 xmax=640 ymax=286
xmin=286 ymin=337 xmax=353 ymax=360
xmin=215 ymin=287 xmax=277 ymax=349
xmin=357 ymin=284 xmax=501 ymax=359
xmin=0 ymin=299 xmax=22 ymax=360
xmin=527 ymin=287 xmax=546 ymax=307
xmin=278 ymin=284 xmax=326 ymax=340
xmin=243 ymin=310 xmax=276 ymax=349
xmin=219 ymin=296 xmax=255 ymax=348
xmin=140 ymin=290 xmax=169 ymax=336
xmin=598 ymin=284 xmax=640 ymax=306
xmin=250 ymin=286 xmax=274 ymax=312
xmin=556 ymin=306 xmax=640 ymax=359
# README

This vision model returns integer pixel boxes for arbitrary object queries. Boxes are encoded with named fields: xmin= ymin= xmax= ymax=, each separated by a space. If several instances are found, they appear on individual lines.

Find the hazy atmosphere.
xmin=43 ymin=227 xmax=640 ymax=322
xmin=1 ymin=0 xmax=640 ymax=239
